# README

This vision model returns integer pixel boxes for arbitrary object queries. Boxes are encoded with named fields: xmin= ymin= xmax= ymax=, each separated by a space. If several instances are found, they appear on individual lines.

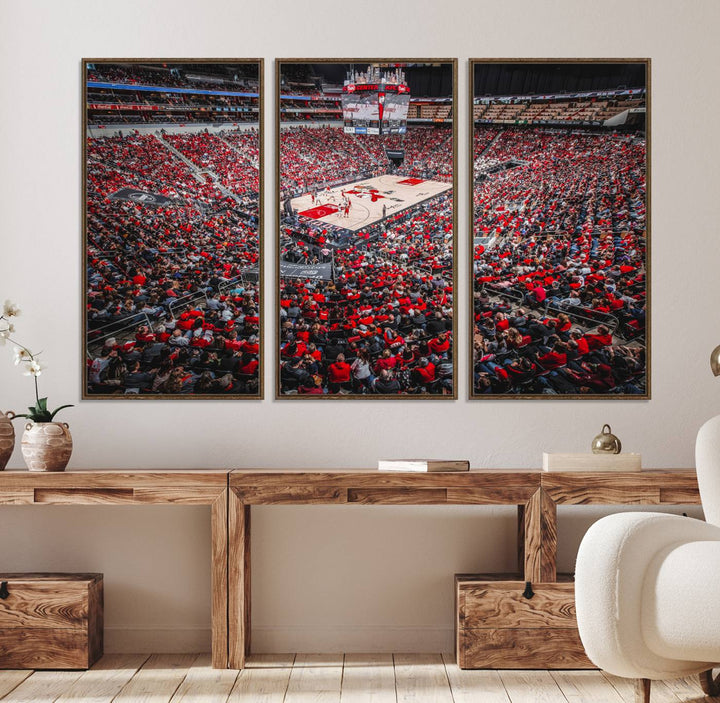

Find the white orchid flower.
xmin=13 ymin=347 xmax=32 ymax=365
xmin=23 ymin=359 xmax=44 ymax=377
xmin=3 ymin=300 xmax=21 ymax=318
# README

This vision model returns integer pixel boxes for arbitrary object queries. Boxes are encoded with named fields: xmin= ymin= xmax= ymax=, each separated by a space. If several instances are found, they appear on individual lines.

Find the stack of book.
xmin=377 ymin=460 xmax=470 ymax=472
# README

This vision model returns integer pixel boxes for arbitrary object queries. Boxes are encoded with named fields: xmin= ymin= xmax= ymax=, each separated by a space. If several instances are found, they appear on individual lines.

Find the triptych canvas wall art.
xmin=82 ymin=58 xmax=648 ymax=400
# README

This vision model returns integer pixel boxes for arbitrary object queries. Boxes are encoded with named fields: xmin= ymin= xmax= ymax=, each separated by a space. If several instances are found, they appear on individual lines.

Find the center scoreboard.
xmin=342 ymin=65 xmax=410 ymax=135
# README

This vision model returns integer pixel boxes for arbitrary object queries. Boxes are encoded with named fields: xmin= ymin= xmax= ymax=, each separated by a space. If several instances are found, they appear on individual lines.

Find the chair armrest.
xmin=575 ymin=512 xmax=720 ymax=679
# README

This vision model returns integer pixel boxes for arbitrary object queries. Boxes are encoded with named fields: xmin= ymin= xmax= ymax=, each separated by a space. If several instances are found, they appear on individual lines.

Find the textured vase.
xmin=21 ymin=422 xmax=73 ymax=472
xmin=0 ymin=411 xmax=15 ymax=470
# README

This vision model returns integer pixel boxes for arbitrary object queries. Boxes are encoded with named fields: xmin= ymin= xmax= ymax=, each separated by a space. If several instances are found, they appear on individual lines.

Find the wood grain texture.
xmin=235 ymin=486 xmax=346 ymax=504
xmin=348 ymin=488 xmax=447 ymax=504
xmin=113 ymin=653 xmax=199 ymax=703
xmin=0 ymin=672 xmax=32 ymax=699
xmin=230 ymin=470 xmax=541 ymax=491
xmin=228 ymin=654 xmax=294 ymax=703
xmin=341 ymin=653 xmax=396 ymax=703
xmin=228 ymin=493 xmax=250 ymax=670
xmin=541 ymin=471 xmax=699 ymax=505
xmin=498 ymin=670 xmax=568 ymax=703
xmin=33 ymin=489 xmax=135 ymax=504
xmin=0 ymin=670 xmax=84 ymax=702
xmin=0 ymin=629 xmax=92 ymax=670
xmin=0 ymin=580 xmax=91 ymax=629
xmin=457 ymin=579 xmax=576 ymax=629
xmin=441 ymin=653 xmax=511 ymax=703
xmin=394 ymin=654 xmax=454 ymax=703
xmin=601 ymin=672 xmax=684 ymax=703
xmin=0 ymin=491 xmax=33 ymax=505
xmin=0 ymin=470 xmax=228 ymax=491
xmin=284 ymin=654 xmax=343 ymax=703
xmin=522 ymin=488 xmax=557 ymax=582
xmin=459 ymin=628 xmax=593 ymax=669
xmin=54 ymin=653 xmax=149 ymax=703
xmin=551 ymin=670 xmax=626 ymax=702
xmin=87 ymin=578 xmax=103 ymax=668
xmin=0 ymin=574 xmax=102 ymax=670
xmin=167 ymin=653 xmax=238 ymax=702
xmin=211 ymin=491 xmax=228 ymax=670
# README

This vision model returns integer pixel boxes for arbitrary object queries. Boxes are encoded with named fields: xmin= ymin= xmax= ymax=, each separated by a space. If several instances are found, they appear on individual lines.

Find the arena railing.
xmin=86 ymin=311 xmax=157 ymax=357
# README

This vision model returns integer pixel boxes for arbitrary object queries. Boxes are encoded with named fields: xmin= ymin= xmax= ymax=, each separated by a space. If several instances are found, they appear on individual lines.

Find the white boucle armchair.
xmin=575 ymin=415 xmax=720 ymax=702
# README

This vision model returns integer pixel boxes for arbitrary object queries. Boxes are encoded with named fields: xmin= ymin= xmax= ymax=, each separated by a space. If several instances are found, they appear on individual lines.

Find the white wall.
xmin=1 ymin=0 xmax=719 ymax=654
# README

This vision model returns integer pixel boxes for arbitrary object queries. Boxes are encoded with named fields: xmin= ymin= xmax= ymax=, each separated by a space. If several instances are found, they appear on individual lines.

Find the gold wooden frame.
xmin=275 ymin=58 xmax=458 ymax=400
xmin=82 ymin=58 xmax=264 ymax=400
xmin=468 ymin=58 xmax=651 ymax=400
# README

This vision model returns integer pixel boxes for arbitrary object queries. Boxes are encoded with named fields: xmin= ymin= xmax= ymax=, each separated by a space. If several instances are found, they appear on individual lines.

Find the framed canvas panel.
xmin=83 ymin=59 xmax=263 ymax=399
xmin=470 ymin=59 xmax=650 ymax=399
xmin=277 ymin=59 xmax=457 ymax=398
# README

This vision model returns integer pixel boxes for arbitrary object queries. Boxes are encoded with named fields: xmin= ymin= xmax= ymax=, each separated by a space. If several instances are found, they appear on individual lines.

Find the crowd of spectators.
xmin=88 ymin=65 xmax=259 ymax=91
xmin=280 ymin=192 xmax=454 ymax=395
xmin=472 ymin=125 xmax=647 ymax=394
xmin=280 ymin=125 xmax=453 ymax=195
xmin=86 ymin=129 xmax=260 ymax=395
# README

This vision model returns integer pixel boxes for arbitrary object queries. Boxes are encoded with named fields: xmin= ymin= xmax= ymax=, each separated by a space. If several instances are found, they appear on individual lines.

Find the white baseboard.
xmin=105 ymin=626 xmax=211 ymax=653
xmin=251 ymin=625 xmax=455 ymax=653
xmin=105 ymin=625 xmax=454 ymax=654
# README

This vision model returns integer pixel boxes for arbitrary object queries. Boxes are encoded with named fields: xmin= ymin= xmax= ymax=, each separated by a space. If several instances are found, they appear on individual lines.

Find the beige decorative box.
xmin=542 ymin=452 xmax=642 ymax=472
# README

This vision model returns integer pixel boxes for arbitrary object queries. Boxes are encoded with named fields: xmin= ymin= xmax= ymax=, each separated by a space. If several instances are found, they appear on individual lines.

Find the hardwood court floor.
xmin=0 ymin=653 xmax=711 ymax=702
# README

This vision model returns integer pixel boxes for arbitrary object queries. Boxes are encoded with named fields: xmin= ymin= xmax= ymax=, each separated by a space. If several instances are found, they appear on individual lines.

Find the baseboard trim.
xmin=251 ymin=625 xmax=455 ymax=653
xmin=105 ymin=624 xmax=455 ymax=654
xmin=105 ymin=626 xmax=211 ymax=653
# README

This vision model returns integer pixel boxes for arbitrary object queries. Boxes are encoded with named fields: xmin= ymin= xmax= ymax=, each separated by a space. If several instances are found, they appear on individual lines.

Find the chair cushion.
xmin=643 ymin=540 xmax=720 ymax=662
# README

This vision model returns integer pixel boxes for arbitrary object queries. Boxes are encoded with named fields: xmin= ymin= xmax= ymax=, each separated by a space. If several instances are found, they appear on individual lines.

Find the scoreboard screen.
xmin=342 ymin=90 xmax=379 ymax=135
xmin=382 ymin=92 xmax=410 ymax=134
xmin=342 ymin=66 xmax=410 ymax=135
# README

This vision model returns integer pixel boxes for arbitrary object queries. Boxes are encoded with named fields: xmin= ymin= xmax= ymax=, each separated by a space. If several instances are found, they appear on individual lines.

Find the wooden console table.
xmin=0 ymin=470 xmax=229 ymax=669
xmin=0 ymin=468 xmax=702 ymax=670
xmin=228 ymin=469 xmax=700 ymax=669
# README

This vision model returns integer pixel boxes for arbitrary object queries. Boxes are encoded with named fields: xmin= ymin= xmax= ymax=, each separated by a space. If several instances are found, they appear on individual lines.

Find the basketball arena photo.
xmin=471 ymin=61 xmax=648 ymax=397
xmin=278 ymin=61 xmax=456 ymax=397
xmin=83 ymin=60 xmax=262 ymax=397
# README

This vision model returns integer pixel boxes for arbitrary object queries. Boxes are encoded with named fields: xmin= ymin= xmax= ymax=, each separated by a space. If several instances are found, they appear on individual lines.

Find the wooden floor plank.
xmin=498 ymin=670 xmax=569 ymax=703
xmin=227 ymin=654 xmax=294 ymax=702
xmin=341 ymin=653 xmax=395 ymax=703
xmin=394 ymin=653 xmax=453 ymax=703
xmin=168 ymin=653 xmax=238 ymax=702
xmin=1 ymin=670 xmax=84 ymax=703
xmin=0 ymin=672 xmax=32 ymax=700
xmin=441 ymin=653 xmax=511 ymax=703
xmin=114 ymin=653 xmax=199 ymax=703
xmin=601 ymin=673 xmax=683 ymax=703
xmin=55 ymin=654 xmax=150 ymax=703
xmin=551 ymin=670 xmax=626 ymax=703
xmin=662 ymin=674 xmax=706 ymax=699
xmin=285 ymin=654 xmax=344 ymax=703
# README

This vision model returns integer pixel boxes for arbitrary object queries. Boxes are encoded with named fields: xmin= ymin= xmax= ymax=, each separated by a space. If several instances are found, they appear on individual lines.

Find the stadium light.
xmin=711 ymin=344 xmax=720 ymax=377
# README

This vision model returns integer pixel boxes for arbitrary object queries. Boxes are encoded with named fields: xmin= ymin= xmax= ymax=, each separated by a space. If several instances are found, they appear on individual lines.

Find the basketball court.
xmin=290 ymin=174 xmax=452 ymax=232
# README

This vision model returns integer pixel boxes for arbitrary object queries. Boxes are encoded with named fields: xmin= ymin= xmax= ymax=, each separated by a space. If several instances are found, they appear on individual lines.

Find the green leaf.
xmin=28 ymin=406 xmax=37 ymax=415
xmin=37 ymin=397 xmax=48 ymax=412
xmin=49 ymin=405 xmax=74 ymax=421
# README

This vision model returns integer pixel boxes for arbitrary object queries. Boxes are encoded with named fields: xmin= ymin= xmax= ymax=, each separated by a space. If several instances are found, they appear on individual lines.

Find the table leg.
xmin=519 ymin=488 xmax=557 ymax=582
xmin=228 ymin=489 xmax=251 ymax=669
xmin=211 ymin=489 xmax=228 ymax=669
